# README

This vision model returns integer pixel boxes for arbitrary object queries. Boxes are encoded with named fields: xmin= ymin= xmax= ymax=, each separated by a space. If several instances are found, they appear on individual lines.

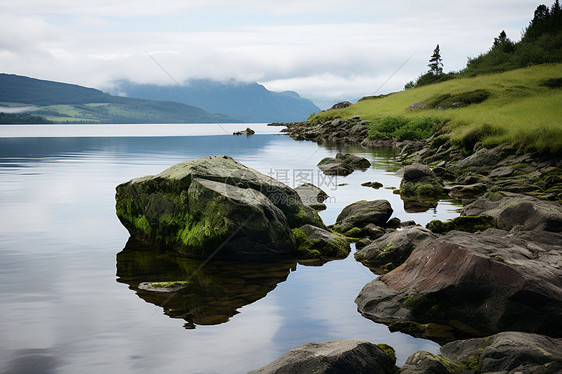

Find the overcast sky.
xmin=1 ymin=0 xmax=542 ymax=107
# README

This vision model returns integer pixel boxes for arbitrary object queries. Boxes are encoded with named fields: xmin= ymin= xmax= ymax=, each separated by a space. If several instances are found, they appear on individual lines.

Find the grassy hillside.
xmin=309 ymin=64 xmax=562 ymax=154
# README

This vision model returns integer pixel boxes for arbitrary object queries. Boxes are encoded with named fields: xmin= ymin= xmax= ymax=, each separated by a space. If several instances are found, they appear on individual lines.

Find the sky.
xmin=0 ymin=0 xmax=543 ymax=108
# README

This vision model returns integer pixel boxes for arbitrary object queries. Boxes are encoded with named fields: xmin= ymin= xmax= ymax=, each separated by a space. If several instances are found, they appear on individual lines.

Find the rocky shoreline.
xmin=250 ymin=117 xmax=562 ymax=373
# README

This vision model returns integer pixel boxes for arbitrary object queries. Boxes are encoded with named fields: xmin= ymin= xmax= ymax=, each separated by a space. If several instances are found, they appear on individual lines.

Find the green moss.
xmin=388 ymin=321 xmax=427 ymax=335
xmin=405 ymin=295 xmax=450 ymax=321
xmin=426 ymin=354 xmax=480 ymax=374
xmin=133 ymin=215 xmax=151 ymax=235
xmin=343 ymin=227 xmax=362 ymax=237
xmin=426 ymin=215 xmax=495 ymax=234
xmin=381 ymin=242 xmax=397 ymax=253
xmin=149 ymin=281 xmax=190 ymax=288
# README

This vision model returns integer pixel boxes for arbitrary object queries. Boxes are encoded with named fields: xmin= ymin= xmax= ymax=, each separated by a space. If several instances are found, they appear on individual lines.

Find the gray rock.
xmin=355 ymin=226 xmax=437 ymax=273
xmin=462 ymin=192 xmax=562 ymax=232
xmin=233 ymin=127 xmax=255 ymax=135
xmin=356 ymin=229 xmax=562 ymax=339
xmin=451 ymin=147 xmax=501 ymax=170
xmin=294 ymin=183 xmax=329 ymax=205
xmin=400 ymin=163 xmax=444 ymax=198
xmin=115 ymin=156 xmax=326 ymax=260
xmin=318 ymin=153 xmax=371 ymax=176
xmin=402 ymin=332 xmax=562 ymax=374
xmin=334 ymin=200 xmax=393 ymax=233
xmin=488 ymin=166 xmax=515 ymax=178
xmin=448 ymin=183 xmax=487 ymax=199
xmin=249 ymin=339 xmax=398 ymax=374
xmin=297 ymin=224 xmax=351 ymax=259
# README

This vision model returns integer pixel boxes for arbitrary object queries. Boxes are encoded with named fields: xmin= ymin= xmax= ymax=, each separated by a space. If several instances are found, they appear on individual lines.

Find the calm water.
xmin=0 ymin=124 xmax=461 ymax=374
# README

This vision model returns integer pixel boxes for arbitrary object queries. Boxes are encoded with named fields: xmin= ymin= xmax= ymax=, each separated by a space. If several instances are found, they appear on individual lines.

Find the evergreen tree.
xmin=493 ymin=30 xmax=515 ymax=53
xmin=428 ymin=44 xmax=443 ymax=76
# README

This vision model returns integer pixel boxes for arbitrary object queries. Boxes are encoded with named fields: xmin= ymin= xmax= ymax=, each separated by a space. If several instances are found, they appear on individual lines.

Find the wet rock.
xmin=355 ymin=226 xmax=437 ymax=273
xmin=400 ymin=163 xmax=444 ymax=198
xmin=426 ymin=215 xmax=495 ymax=234
xmin=333 ymin=200 xmax=393 ymax=233
xmin=402 ymin=332 xmax=562 ymax=374
xmin=356 ymin=229 xmax=562 ymax=340
xmin=448 ymin=183 xmax=487 ymax=199
xmin=450 ymin=147 xmax=501 ymax=171
xmin=462 ymin=192 xmax=562 ymax=232
xmin=488 ymin=165 xmax=515 ymax=178
xmin=294 ymin=183 xmax=329 ymax=205
xmin=362 ymin=181 xmax=384 ymax=189
xmin=317 ymin=153 xmax=371 ymax=176
xmin=249 ymin=339 xmax=398 ymax=374
xmin=233 ymin=127 xmax=255 ymax=135
xmin=294 ymin=224 xmax=351 ymax=259
xmin=115 ymin=155 xmax=326 ymax=260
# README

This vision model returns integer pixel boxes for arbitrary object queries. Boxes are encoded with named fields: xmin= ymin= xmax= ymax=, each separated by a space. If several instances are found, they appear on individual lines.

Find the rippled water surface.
xmin=0 ymin=124 xmax=461 ymax=373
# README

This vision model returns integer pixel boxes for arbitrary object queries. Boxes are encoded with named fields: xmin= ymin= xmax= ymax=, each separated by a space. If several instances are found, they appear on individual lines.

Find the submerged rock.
xmin=233 ymin=127 xmax=255 ymax=135
xmin=400 ymin=163 xmax=444 ymax=198
xmin=249 ymin=339 xmax=398 ymax=374
xmin=355 ymin=228 xmax=562 ymax=341
xmin=115 ymin=155 xmax=327 ymax=260
xmin=317 ymin=153 xmax=371 ymax=176
xmin=402 ymin=331 xmax=562 ymax=374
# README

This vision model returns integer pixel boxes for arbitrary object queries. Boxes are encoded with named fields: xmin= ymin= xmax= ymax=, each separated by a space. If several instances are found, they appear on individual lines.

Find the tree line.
xmin=406 ymin=0 xmax=562 ymax=89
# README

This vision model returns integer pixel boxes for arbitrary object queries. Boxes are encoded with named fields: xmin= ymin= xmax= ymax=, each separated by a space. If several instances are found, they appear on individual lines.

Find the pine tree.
xmin=428 ymin=44 xmax=443 ymax=76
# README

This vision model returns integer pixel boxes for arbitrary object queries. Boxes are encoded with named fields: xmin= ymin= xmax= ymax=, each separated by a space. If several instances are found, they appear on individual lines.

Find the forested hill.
xmin=0 ymin=74 xmax=239 ymax=123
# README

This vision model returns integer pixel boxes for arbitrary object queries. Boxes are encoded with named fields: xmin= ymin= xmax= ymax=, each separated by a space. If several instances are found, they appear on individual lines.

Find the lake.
xmin=0 ymin=124 xmax=461 ymax=374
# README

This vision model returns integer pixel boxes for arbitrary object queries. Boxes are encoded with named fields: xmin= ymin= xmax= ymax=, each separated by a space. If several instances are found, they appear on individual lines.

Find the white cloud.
xmin=0 ymin=1 xmax=541 ymax=104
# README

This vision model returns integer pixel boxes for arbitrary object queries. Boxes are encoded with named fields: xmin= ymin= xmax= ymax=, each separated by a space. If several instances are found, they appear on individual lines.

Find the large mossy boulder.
xmin=355 ymin=229 xmax=562 ymax=341
xmin=115 ymin=156 xmax=328 ymax=260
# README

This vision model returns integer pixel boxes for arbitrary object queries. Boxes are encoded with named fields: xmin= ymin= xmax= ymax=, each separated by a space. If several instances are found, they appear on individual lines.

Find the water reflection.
xmin=116 ymin=238 xmax=297 ymax=328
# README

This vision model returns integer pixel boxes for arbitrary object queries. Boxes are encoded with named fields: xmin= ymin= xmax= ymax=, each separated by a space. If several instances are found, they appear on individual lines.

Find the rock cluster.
xmin=317 ymin=153 xmax=371 ymax=175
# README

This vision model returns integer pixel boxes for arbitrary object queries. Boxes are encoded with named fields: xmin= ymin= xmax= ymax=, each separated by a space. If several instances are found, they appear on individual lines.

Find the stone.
xmin=115 ymin=156 xmax=326 ymax=260
xmin=488 ymin=165 xmax=515 ymax=178
xmin=448 ymin=183 xmax=487 ymax=199
xmin=294 ymin=224 xmax=351 ymax=259
xmin=333 ymin=200 xmax=393 ymax=233
xmin=426 ymin=215 xmax=495 ymax=234
xmin=318 ymin=153 xmax=371 ymax=176
xmin=402 ymin=332 xmax=562 ymax=374
xmin=362 ymin=181 xmax=384 ymax=189
xmin=451 ymin=147 xmax=501 ymax=170
xmin=462 ymin=191 xmax=562 ymax=232
xmin=233 ymin=127 xmax=255 ymax=135
xmin=294 ymin=183 xmax=329 ymax=205
xmin=400 ymin=163 xmax=444 ymax=198
xmin=249 ymin=339 xmax=398 ymax=374
xmin=356 ymin=229 xmax=562 ymax=340
xmin=355 ymin=226 xmax=437 ymax=273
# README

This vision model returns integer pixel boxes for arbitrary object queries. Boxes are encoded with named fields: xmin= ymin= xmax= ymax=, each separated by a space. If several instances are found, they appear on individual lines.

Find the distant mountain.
xmin=0 ymin=74 xmax=239 ymax=123
xmin=112 ymin=79 xmax=321 ymax=123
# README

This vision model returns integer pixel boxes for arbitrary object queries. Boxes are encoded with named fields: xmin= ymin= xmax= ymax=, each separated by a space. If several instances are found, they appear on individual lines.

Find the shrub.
xmin=367 ymin=116 xmax=441 ymax=141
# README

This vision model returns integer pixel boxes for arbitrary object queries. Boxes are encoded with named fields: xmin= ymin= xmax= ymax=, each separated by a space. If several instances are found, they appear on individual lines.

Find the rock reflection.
xmin=116 ymin=238 xmax=296 ymax=327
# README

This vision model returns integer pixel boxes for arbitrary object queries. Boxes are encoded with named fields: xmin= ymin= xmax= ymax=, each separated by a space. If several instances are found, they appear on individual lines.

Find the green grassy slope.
xmin=309 ymin=64 xmax=562 ymax=153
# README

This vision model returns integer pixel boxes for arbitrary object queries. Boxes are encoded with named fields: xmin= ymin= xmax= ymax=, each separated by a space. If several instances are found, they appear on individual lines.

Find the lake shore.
xmin=256 ymin=118 xmax=562 ymax=373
